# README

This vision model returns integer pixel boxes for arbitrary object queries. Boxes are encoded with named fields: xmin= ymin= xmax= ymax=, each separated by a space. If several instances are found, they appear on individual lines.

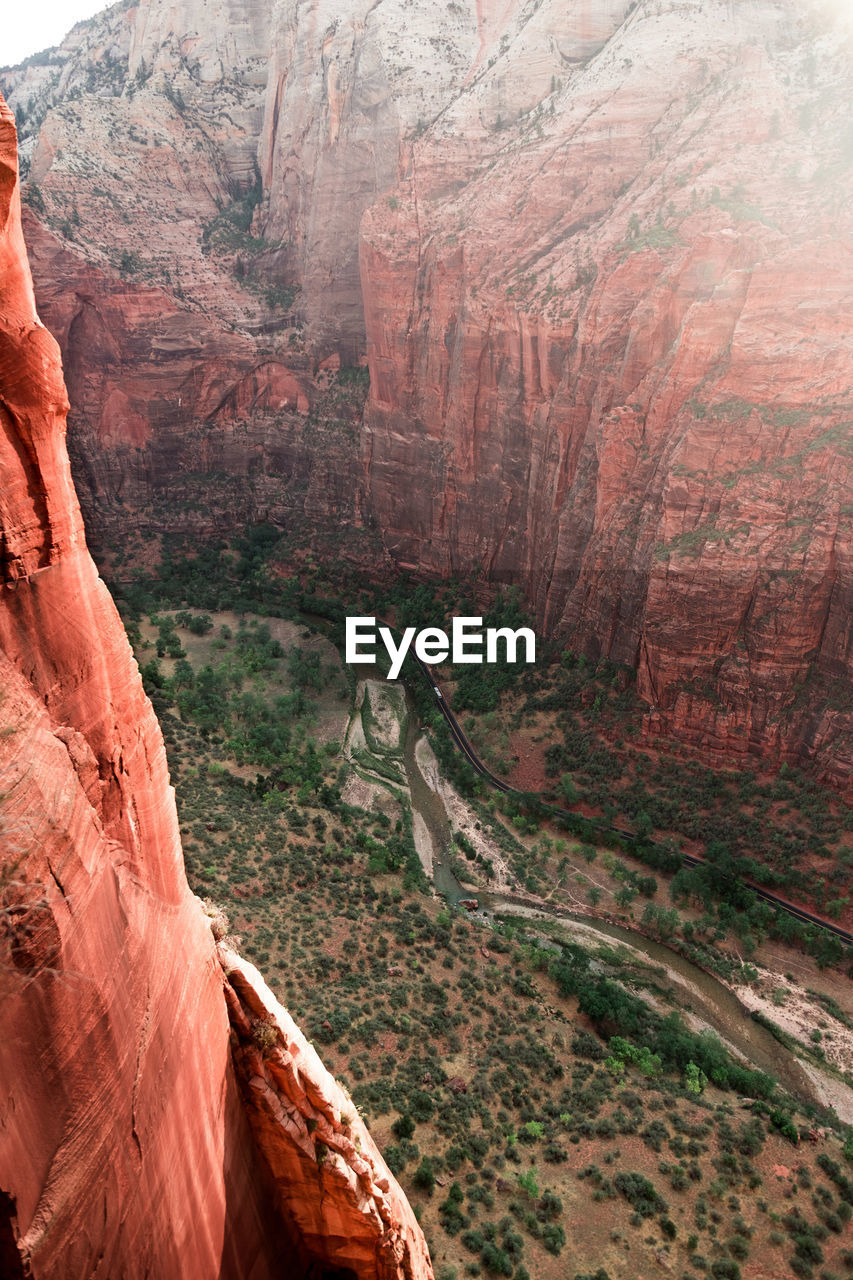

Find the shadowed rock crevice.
xmin=0 ymin=1190 xmax=29 ymax=1279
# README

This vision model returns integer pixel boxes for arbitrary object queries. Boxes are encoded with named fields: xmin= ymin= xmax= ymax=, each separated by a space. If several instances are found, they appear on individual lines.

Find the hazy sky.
xmin=4 ymin=2 xmax=110 ymax=68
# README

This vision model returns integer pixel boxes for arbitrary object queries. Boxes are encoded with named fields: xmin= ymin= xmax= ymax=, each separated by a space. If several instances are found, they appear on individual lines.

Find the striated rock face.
xmin=256 ymin=0 xmax=479 ymax=356
xmin=221 ymin=948 xmax=432 ymax=1280
xmin=0 ymin=93 xmax=431 ymax=1280
xmin=3 ymin=0 xmax=853 ymax=784
xmin=21 ymin=213 xmax=360 ymax=537
xmin=359 ymin=0 xmax=853 ymax=785
xmin=0 ymin=88 xmax=286 ymax=1280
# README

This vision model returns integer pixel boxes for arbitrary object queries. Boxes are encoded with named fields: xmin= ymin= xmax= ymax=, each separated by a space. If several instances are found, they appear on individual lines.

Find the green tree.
xmin=413 ymin=1157 xmax=435 ymax=1194
xmin=684 ymin=1062 xmax=709 ymax=1095
xmin=557 ymin=774 xmax=578 ymax=804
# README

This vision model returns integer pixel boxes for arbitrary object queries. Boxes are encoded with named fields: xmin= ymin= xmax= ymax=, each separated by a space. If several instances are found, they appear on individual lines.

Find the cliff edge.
xmin=0 ymin=92 xmax=432 ymax=1280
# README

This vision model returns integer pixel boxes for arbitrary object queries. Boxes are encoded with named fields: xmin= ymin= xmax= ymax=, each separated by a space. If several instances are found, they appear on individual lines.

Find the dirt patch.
xmin=364 ymin=680 xmax=406 ymax=751
xmin=344 ymin=681 xmax=406 ymax=790
xmin=340 ymin=768 xmax=402 ymax=824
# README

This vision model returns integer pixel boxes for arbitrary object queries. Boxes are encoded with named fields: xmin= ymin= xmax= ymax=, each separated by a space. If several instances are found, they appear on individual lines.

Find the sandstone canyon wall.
xmin=2 ymin=0 xmax=852 ymax=785
xmin=359 ymin=0 xmax=853 ymax=783
xmin=0 ymin=92 xmax=431 ymax=1280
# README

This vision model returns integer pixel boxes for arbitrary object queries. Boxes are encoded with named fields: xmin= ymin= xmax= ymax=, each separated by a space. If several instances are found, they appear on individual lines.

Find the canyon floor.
xmin=113 ymin=534 xmax=853 ymax=1280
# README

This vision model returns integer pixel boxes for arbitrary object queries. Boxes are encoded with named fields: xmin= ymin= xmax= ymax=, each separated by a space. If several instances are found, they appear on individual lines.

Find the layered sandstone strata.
xmin=2 ymin=0 xmax=851 ymax=783
xmin=359 ymin=0 xmax=853 ymax=783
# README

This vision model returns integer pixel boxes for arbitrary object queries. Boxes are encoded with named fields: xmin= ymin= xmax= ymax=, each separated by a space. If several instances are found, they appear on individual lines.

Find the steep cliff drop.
xmin=0 ymin=94 xmax=432 ymax=1280
xmin=360 ymin=0 xmax=853 ymax=787
xmin=3 ymin=0 xmax=851 ymax=787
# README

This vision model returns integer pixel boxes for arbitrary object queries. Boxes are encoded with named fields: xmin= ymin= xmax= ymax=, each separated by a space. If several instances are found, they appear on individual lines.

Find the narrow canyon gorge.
xmin=2 ymin=0 xmax=851 ymax=786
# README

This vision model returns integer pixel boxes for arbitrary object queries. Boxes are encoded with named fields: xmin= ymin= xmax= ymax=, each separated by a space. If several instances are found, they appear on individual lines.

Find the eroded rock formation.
xmin=221 ymin=946 xmax=433 ymax=1280
xmin=360 ymin=0 xmax=853 ymax=783
xmin=0 ymin=92 xmax=431 ymax=1280
xmin=2 ymin=0 xmax=852 ymax=784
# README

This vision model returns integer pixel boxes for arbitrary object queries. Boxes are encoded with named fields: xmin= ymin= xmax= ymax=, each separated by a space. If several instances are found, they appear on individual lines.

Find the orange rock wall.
xmin=0 ymin=93 xmax=431 ymax=1280
xmin=3 ymin=0 xmax=852 ymax=785
xmin=21 ymin=214 xmax=354 ymax=538
xmin=0 ymin=89 xmax=290 ymax=1280
xmin=359 ymin=0 xmax=853 ymax=786
xmin=221 ymin=949 xmax=433 ymax=1280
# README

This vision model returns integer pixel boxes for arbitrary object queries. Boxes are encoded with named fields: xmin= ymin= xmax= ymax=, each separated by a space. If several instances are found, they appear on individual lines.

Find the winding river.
xmin=401 ymin=702 xmax=838 ymax=1111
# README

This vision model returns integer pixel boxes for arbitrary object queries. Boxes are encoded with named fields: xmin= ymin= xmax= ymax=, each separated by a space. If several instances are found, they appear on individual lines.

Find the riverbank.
xmin=399 ymin=719 xmax=853 ymax=1124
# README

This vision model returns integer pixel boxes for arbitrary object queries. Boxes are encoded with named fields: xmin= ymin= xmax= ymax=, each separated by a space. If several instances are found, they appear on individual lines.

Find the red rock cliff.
xmin=3 ymin=0 xmax=852 ymax=787
xmin=0 ymin=93 xmax=432 ymax=1280
xmin=359 ymin=0 xmax=853 ymax=786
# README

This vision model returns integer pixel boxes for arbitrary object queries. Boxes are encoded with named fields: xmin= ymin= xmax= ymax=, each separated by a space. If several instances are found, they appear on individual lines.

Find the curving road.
xmin=411 ymin=655 xmax=853 ymax=947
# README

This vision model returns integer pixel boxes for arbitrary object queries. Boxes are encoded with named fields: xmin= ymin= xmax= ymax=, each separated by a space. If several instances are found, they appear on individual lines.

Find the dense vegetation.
xmin=103 ymin=531 xmax=853 ymax=1279
xmin=110 ymin=526 xmax=852 ymax=978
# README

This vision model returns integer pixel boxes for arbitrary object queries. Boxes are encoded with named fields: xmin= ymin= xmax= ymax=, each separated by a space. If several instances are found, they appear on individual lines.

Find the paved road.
xmin=412 ymin=654 xmax=853 ymax=947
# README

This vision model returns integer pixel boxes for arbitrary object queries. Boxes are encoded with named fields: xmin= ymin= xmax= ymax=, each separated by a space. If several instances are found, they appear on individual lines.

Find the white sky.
xmin=3 ymin=2 xmax=111 ymax=68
